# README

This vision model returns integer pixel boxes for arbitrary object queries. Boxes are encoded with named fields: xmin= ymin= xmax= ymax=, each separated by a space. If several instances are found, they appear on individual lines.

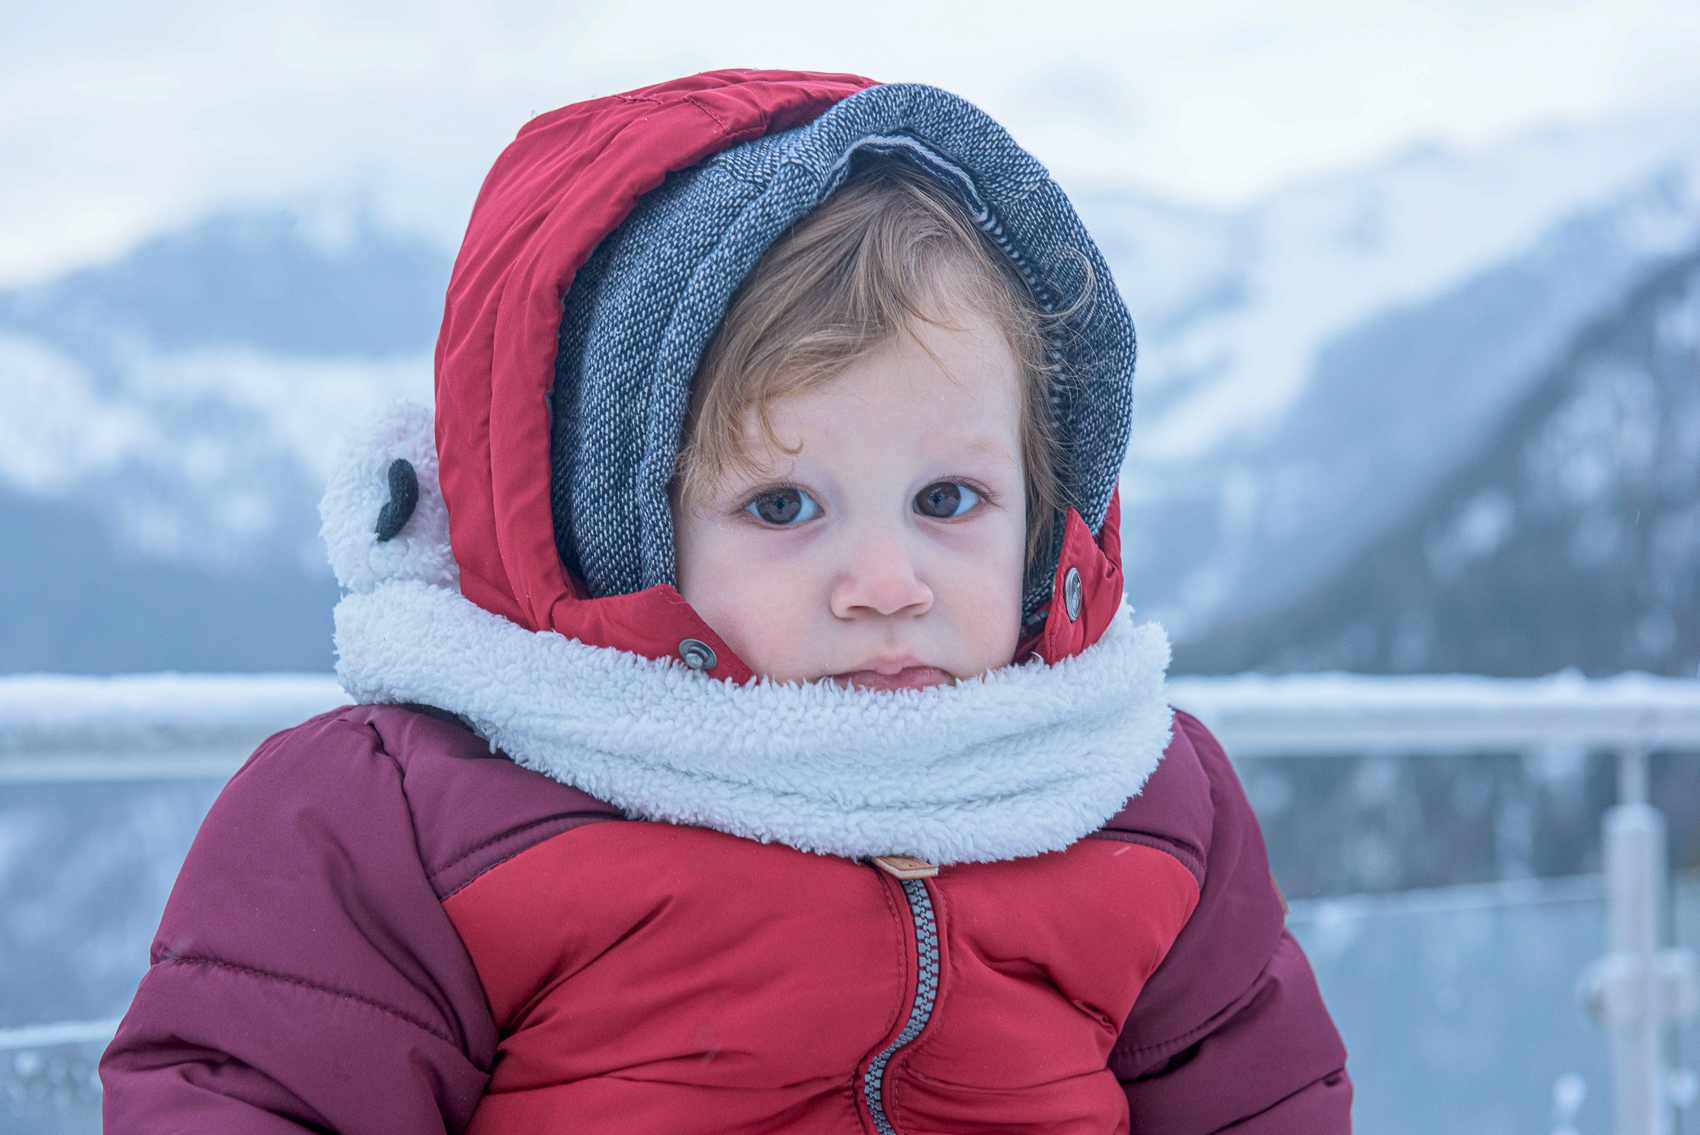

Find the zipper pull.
xmin=872 ymin=855 xmax=938 ymax=879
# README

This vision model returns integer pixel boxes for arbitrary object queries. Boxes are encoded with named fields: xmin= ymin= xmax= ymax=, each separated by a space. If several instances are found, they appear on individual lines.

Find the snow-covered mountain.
xmin=2 ymin=108 xmax=1698 ymax=673
xmin=0 ymin=208 xmax=446 ymax=671
xmin=1084 ymin=109 xmax=1700 ymax=638
xmin=1175 ymin=242 xmax=1700 ymax=678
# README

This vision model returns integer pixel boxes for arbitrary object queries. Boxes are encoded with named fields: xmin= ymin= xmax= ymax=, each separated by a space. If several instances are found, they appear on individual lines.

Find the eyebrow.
xmin=951 ymin=435 xmax=1022 ymax=465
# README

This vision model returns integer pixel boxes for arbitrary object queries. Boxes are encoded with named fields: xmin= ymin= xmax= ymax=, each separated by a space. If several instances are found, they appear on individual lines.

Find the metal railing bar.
xmin=1285 ymin=874 xmax=1611 ymax=920
xmin=0 ymin=756 xmax=246 ymax=784
xmin=1169 ymin=673 xmax=1700 ymax=757
xmin=0 ymin=1018 xmax=120 ymax=1052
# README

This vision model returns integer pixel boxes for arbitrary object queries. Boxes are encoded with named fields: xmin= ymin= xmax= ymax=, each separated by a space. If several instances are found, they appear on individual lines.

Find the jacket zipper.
xmin=862 ymin=877 xmax=940 ymax=1135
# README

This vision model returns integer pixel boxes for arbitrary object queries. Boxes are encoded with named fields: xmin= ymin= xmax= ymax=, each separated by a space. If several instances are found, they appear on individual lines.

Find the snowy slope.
xmin=1083 ymin=109 xmax=1700 ymax=637
xmin=1176 ymin=244 xmax=1700 ymax=677
xmin=0 ymin=207 xmax=444 ymax=562
xmin=0 ymin=207 xmax=446 ymax=672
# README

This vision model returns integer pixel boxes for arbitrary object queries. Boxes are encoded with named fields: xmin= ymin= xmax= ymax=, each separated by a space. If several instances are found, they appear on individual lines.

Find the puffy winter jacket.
xmin=101 ymin=70 xmax=1351 ymax=1133
xmin=101 ymin=702 xmax=1347 ymax=1134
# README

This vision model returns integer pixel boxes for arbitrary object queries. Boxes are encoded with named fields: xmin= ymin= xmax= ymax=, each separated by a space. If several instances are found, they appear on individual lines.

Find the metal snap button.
xmin=678 ymin=639 xmax=717 ymax=671
xmin=1064 ymin=567 xmax=1083 ymax=622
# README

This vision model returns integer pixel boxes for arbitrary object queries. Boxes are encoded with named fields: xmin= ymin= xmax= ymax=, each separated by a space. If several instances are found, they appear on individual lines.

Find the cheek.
xmin=923 ymin=507 xmax=1027 ymax=662
xmin=674 ymin=514 xmax=818 ymax=673
xmin=938 ymin=488 xmax=1027 ymax=573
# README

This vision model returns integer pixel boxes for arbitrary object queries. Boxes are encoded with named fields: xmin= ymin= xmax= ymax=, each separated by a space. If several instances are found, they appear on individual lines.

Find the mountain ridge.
xmin=1175 ymin=242 xmax=1700 ymax=678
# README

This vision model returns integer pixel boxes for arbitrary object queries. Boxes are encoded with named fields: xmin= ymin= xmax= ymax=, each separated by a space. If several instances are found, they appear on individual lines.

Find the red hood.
xmin=433 ymin=69 xmax=1122 ymax=682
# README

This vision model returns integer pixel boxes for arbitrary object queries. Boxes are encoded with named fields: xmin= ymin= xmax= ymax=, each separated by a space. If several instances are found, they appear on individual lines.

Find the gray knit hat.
xmin=548 ymin=82 xmax=1136 ymax=620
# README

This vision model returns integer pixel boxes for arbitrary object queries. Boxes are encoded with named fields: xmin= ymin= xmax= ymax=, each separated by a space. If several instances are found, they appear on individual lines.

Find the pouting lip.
xmin=832 ymin=666 xmax=955 ymax=691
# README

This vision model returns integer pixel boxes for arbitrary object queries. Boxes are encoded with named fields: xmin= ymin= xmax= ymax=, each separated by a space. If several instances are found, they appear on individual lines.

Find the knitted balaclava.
xmin=548 ymin=83 xmax=1136 ymax=622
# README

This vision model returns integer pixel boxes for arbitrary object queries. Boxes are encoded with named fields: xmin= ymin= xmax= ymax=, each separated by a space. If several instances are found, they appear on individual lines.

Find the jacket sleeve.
xmin=99 ymin=709 xmax=498 ymax=1134
xmin=1111 ymin=712 xmax=1352 ymax=1133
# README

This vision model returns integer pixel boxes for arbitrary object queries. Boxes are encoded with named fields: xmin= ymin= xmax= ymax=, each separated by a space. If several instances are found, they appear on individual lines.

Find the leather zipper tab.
xmin=872 ymin=855 xmax=938 ymax=879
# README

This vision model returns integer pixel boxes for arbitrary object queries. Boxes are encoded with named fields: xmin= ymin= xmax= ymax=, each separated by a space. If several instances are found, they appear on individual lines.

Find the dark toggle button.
xmin=1064 ymin=566 xmax=1083 ymax=622
xmin=678 ymin=639 xmax=717 ymax=671
xmin=375 ymin=458 xmax=419 ymax=542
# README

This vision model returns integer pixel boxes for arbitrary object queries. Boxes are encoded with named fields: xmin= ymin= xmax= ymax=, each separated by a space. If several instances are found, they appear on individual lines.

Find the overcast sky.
xmin=4 ymin=0 xmax=1699 ymax=287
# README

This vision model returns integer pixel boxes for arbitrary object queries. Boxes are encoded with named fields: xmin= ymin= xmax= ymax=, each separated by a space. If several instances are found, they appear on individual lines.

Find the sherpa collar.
xmin=322 ymin=401 xmax=1174 ymax=865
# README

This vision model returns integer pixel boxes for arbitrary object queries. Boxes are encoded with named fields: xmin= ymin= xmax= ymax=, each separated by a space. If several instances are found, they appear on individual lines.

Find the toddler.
xmin=102 ymin=70 xmax=1350 ymax=1134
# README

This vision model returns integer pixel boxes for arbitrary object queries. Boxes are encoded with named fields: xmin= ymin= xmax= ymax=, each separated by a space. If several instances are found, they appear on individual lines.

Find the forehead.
xmin=754 ymin=310 xmax=1023 ymax=458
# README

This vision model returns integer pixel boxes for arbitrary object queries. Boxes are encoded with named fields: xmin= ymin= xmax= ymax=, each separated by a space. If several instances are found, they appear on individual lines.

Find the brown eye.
xmin=746 ymin=488 xmax=818 ymax=525
xmin=914 ymin=481 xmax=978 ymax=519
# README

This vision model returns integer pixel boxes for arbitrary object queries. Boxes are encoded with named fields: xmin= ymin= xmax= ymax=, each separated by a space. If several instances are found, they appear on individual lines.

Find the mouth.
xmin=832 ymin=665 xmax=954 ymax=691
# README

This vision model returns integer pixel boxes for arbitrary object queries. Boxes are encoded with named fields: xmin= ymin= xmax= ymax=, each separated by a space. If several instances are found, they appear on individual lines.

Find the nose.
xmin=829 ymin=532 xmax=934 ymax=621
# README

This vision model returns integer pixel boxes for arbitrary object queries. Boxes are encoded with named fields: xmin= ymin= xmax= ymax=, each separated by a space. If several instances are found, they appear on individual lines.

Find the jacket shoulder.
xmin=1102 ymin=711 xmax=1352 ymax=1133
xmin=1102 ymin=708 xmax=1284 ymax=1042
xmin=255 ymin=703 xmax=623 ymax=900
xmin=102 ymin=704 xmax=627 ymax=1132
xmin=1091 ymin=709 xmax=1220 ymax=886
xmin=104 ymin=705 xmax=503 ymax=1131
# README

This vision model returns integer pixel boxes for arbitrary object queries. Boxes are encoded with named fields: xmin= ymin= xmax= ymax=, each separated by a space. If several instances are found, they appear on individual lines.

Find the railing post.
xmin=1580 ymin=745 xmax=1699 ymax=1135
xmin=1608 ymin=746 xmax=1666 ymax=1135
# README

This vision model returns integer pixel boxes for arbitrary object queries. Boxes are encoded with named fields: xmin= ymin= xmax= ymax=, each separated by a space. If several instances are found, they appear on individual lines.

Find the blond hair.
xmin=674 ymin=158 xmax=1066 ymax=568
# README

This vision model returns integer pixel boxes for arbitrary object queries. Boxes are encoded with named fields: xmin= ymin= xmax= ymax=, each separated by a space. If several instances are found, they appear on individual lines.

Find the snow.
xmin=0 ymin=1018 xmax=120 ymax=1052
xmin=1093 ymin=108 xmax=1700 ymax=634
xmin=5 ymin=668 xmax=1698 ymax=760
xmin=1172 ymin=669 xmax=1700 ymax=714
xmin=0 ymin=673 xmax=347 ymax=754
xmin=0 ymin=332 xmax=431 ymax=563
xmin=0 ymin=332 xmax=155 ymax=494
xmin=1105 ymin=109 xmax=1700 ymax=464
xmin=1170 ymin=671 xmax=1700 ymax=755
xmin=1424 ymin=488 xmax=1515 ymax=579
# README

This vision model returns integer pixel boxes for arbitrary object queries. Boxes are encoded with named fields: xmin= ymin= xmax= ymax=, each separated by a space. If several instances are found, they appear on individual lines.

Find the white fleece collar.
xmin=323 ymin=402 xmax=1175 ymax=865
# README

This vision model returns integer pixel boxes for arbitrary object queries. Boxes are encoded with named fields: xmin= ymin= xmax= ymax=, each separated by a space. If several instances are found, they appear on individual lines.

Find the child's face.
xmin=674 ymin=305 xmax=1027 ymax=689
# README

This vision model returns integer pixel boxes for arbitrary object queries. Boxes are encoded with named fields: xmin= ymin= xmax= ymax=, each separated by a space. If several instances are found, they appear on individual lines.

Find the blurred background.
xmin=3 ymin=0 xmax=1700 ymax=1131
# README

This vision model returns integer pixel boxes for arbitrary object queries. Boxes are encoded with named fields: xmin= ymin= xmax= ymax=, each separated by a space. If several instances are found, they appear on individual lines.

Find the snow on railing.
xmin=1168 ymin=671 xmax=1700 ymax=756
xmin=0 ymin=672 xmax=348 ymax=780
xmin=0 ymin=672 xmax=348 ymax=751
